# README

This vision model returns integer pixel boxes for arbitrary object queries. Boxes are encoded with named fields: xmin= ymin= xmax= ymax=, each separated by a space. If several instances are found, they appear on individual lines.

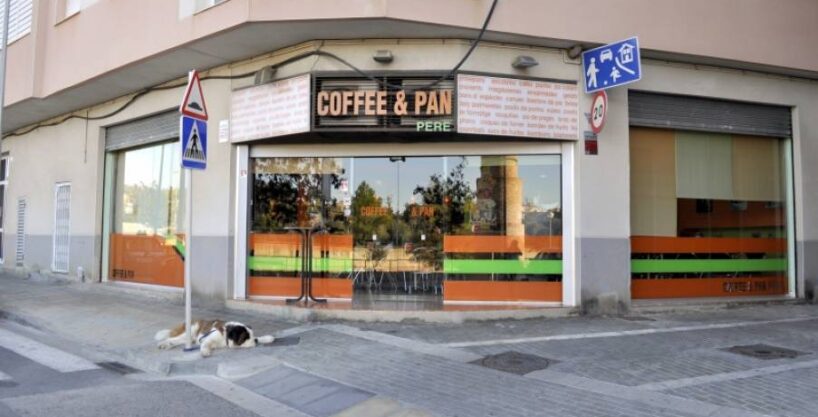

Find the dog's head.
xmin=225 ymin=323 xmax=255 ymax=348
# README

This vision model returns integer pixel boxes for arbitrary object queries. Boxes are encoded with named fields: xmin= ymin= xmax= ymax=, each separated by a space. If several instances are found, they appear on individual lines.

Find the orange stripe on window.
xmin=632 ymin=276 xmax=787 ymax=299
xmin=249 ymin=276 xmax=353 ymax=298
xmin=312 ymin=234 xmax=353 ymax=252
xmin=250 ymin=233 xmax=300 ymax=250
xmin=631 ymin=236 xmax=785 ymax=254
xmin=444 ymin=281 xmax=562 ymax=302
xmin=250 ymin=233 xmax=353 ymax=254
xmin=443 ymin=235 xmax=562 ymax=253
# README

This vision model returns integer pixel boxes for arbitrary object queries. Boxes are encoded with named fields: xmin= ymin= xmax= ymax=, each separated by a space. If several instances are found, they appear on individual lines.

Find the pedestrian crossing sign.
xmin=181 ymin=116 xmax=207 ymax=170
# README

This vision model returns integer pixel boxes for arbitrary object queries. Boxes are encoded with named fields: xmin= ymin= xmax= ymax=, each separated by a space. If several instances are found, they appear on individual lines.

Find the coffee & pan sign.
xmin=312 ymin=75 xmax=455 ymax=133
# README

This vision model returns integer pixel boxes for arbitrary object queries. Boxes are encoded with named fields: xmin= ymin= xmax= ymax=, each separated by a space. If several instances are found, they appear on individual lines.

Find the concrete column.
xmin=575 ymin=86 xmax=632 ymax=315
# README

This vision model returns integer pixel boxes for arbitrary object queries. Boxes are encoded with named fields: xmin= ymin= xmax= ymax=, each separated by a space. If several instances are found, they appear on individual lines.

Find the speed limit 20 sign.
xmin=590 ymin=91 xmax=607 ymax=134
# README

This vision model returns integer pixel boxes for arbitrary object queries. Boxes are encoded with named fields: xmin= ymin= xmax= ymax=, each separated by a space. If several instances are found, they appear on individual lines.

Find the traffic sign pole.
xmin=184 ymin=168 xmax=192 ymax=350
xmin=179 ymin=69 xmax=208 ymax=351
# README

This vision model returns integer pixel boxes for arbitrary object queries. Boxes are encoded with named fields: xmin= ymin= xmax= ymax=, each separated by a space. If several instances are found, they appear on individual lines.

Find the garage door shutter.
xmin=105 ymin=111 xmax=179 ymax=151
xmin=628 ymin=91 xmax=792 ymax=138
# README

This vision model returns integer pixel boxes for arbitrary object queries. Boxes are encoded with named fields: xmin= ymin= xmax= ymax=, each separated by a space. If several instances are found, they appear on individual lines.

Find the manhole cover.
xmin=723 ymin=344 xmax=809 ymax=360
xmin=470 ymin=351 xmax=556 ymax=375
xmin=96 ymin=361 xmax=141 ymax=374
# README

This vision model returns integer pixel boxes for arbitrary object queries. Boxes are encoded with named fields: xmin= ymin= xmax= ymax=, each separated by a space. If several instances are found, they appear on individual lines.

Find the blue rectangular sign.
xmin=180 ymin=116 xmax=207 ymax=170
xmin=582 ymin=37 xmax=641 ymax=94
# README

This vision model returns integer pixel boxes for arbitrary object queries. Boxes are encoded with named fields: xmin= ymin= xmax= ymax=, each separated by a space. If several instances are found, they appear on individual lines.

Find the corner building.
xmin=1 ymin=0 xmax=816 ymax=316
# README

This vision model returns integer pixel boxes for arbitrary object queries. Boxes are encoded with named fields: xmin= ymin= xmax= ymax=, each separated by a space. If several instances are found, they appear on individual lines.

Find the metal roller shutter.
xmin=628 ymin=91 xmax=792 ymax=138
xmin=105 ymin=111 xmax=179 ymax=151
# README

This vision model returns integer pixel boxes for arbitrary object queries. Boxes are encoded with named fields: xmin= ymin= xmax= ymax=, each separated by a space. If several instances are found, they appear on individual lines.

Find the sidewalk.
xmin=4 ymin=273 xmax=818 ymax=417
xmin=0 ymin=273 xmax=299 ymax=377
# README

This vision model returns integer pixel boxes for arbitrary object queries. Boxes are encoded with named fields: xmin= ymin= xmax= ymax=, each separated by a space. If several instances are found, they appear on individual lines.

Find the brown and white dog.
xmin=154 ymin=319 xmax=275 ymax=357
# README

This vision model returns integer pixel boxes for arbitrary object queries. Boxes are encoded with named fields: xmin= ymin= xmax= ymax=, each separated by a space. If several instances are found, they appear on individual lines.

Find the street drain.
xmin=271 ymin=336 xmax=301 ymax=346
xmin=723 ymin=344 xmax=809 ymax=360
xmin=471 ymin=351 xmax=556 ymax=375
xmin=96 ymin=361 xmax=142 ymax=374
xmin=620 ymin=316 xmax=655 ymax=322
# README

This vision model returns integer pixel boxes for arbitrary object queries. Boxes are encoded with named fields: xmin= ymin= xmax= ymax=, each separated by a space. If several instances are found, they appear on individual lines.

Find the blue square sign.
xmin=181 ymin=116 xmax=207 ymax=170
xmin=582 ymin=37 xmax=641 ymax=94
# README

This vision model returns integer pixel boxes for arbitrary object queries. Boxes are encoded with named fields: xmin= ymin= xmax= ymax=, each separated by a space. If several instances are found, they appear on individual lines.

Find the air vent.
xmin=15 ymin=198 xmax=25 ymax=266
xmin=52 ymin=183 xmax=71 ymax=273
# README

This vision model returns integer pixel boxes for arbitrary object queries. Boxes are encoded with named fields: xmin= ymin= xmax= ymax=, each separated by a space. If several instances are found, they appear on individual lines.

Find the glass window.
xmin=630 ymin=128 xmax=790 ymax=299
xmin=249 ymin=154 xmax=562 ymax=304
xmin=109 ymin=142 xmax=184 ymax=286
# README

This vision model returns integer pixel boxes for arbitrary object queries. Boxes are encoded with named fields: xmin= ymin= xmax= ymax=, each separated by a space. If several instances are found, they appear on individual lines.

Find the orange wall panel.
xmin=632 ymin=276 xmax=787 ymax=299
xmin=109 ymin=234 xmax=183 ymax=287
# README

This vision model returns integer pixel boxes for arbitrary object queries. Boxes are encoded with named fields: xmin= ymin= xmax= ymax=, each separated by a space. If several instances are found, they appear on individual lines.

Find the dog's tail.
xmin=154 ymin=329 xmax=171 ymax=341
xmin=255 ymin=335 xmax=275 ymax=345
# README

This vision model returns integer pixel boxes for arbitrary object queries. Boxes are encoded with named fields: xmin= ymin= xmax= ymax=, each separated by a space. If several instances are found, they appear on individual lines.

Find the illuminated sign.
xmin=316 ymin=89 xmax=452 ymax=117
xmin=313 ymin=77 xmax=455 ymax=132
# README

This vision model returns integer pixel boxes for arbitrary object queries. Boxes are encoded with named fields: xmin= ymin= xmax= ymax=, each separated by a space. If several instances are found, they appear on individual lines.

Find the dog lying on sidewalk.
xmin=154 ymin=320 xmax=275 ymax=357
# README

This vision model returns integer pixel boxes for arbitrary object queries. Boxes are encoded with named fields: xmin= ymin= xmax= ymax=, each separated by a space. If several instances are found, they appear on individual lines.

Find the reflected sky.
xmin=349 ymin=155 xmax=561 ymax=212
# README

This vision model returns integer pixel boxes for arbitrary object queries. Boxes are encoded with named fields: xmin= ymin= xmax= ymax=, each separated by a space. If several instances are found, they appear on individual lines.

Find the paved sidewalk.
xmin=2 ymin=273 xmax=818 ymax=417
xmin=0 ymin=274 xmax=298 ymax=376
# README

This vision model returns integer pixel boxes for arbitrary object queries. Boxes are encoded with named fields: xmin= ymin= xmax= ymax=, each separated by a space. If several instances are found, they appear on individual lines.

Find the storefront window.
xmin=630 ymin=128 xmax=790 ymax=298
xmin=109 ymin=142 xmax=184 ymax=286
xmin=249 ymin=154 xmax=562 ymax=303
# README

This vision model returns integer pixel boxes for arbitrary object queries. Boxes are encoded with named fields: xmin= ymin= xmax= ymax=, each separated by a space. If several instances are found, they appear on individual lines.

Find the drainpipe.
xmin=0 ymin=0 xmax=10 ymax=150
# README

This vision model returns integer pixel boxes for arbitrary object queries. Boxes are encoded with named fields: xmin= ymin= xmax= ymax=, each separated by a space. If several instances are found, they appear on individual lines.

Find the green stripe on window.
xmin=443 ymin=259 xmax=562 ymax=274
xmin=631 ymin=259 xmax=787 ymax=274
xmin=248 ymin=256 xmax=352 ymax=273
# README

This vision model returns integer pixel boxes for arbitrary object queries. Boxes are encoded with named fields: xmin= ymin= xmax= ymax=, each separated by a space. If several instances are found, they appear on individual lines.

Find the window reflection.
xmin=250 ymin=154 xmax=563 ymax=302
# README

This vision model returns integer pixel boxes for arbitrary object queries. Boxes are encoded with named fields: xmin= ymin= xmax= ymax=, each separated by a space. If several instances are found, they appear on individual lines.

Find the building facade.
xmin=2 ymin=0 xmax=817 ymax=314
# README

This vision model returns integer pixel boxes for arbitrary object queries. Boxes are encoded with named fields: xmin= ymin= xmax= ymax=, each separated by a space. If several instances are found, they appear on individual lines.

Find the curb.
xmin=225 ymin=299 xmax=579 ymax=324
xmin=631 ymin=297 xmax=804 ymax=315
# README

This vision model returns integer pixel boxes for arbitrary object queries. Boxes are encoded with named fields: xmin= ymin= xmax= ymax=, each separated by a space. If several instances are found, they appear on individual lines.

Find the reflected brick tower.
xmin=476 ymin=156 xmax=524 ymax=251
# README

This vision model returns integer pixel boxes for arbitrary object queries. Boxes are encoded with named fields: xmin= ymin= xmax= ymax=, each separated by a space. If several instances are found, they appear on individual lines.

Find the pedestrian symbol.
xmin=586 ymin=57 xmax=600 ymax=90
xmin=180 ymin=116 xmax=207 ymax=170
xmin=582 ymin=37 xmax=641 ymax=93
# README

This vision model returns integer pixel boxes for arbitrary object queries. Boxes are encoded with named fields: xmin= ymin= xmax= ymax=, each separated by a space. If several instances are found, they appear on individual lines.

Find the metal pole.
xmin=184 ymin=168 xmax=192 ymax=349
xmin=0 ymin=0 xmax=12 ymax=155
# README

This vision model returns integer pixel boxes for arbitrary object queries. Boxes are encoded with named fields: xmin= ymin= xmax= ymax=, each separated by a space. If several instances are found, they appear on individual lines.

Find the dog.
xmin=154 ymin=319 xmax=275 ymax=357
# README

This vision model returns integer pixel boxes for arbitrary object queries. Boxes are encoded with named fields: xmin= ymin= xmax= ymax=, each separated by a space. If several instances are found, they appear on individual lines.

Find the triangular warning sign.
xmin=180 ymin=70 xmax=208 ymax=120
xmin=183 ymin=121 xmax=206 ymax=162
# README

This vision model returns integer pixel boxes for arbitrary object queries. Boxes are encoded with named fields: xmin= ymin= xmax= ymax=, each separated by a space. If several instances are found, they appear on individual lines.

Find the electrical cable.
xmin=4 ymin=0 xmax=498 ymax=138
